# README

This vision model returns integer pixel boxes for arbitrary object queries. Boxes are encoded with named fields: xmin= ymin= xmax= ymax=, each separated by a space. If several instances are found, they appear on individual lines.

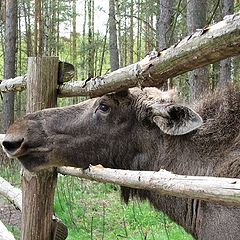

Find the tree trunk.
xmin=21 ymin=57 xmax=58 ymax=240
xmin=80 ymin=0 xmax=87 ymax=80
xmin=116 ymin=0 xmax=123 ymax=67
xmin=2 ymin=0 xmax=17 ymax=133
xmin=219 ymin=0 xmax=234 ymax=90
xmin=187 ymin=0 xmax=209 ymax=101
xmin=34 ymin=0 xmax=43 ymax=56
xmin=23 ymin=0 xmax=33 ymax=56
xmin=136 ymin=0 xmax=142 ymax=61
xmin=109 ymin=0 xmax=119 ymax=71
xmin=129 ymin=0 xmax=134 ymax=64
xmin=72 ymin=0 xmax=78 ymax=104
xmin=87 ymin=0 xmax=94 ymax=77
xmin=99 ymin=23 xmax=108 ymax=76
xmin=158 ymin=0 xmax=173 ymax=50
xmin=158 ymin=0 xmax=174 ymax=90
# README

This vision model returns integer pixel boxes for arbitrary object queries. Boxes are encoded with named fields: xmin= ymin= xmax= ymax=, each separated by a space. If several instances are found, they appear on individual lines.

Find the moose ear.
xmin=152 ymin=103 xmax=203 ymax=135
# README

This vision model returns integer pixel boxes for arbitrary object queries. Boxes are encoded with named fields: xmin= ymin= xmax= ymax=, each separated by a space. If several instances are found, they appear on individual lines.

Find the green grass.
xmin=5 ymin=224 xmax=21 ymax=239
xmin=55 ymin=176 xmax=193 ymax=240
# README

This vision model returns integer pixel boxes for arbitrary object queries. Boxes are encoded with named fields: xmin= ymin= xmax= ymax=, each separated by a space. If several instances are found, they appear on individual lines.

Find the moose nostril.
xmin=2 ymin=138 xmax=24 ymax=152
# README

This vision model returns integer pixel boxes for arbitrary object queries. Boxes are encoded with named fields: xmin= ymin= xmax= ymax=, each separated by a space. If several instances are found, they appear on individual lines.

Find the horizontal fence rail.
xmin=58 ymin=166 xmax=240 ymax=206
xmin=1 ymin=13 xmax=240 ymax=97
xmin=0 ymin=75 xmax=27 ymax=92
xmin=1 ymin=134 xmax=240 ymax=206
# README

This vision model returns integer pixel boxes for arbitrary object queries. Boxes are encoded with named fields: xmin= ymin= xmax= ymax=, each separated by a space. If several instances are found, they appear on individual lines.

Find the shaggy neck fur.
xmin=121 ymin=86 xmax=240 ymax=239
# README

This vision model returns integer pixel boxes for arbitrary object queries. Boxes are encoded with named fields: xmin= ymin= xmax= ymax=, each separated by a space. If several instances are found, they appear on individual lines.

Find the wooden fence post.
xmin=21 ymin=57 xmax=58 ymax=240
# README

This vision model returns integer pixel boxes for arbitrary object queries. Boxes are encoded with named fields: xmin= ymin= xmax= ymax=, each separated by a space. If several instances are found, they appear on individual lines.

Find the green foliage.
xmin=5 ymin=224 xmax=21 ymax=240
xmin=55 ymin=176 xmax=193 ymax=240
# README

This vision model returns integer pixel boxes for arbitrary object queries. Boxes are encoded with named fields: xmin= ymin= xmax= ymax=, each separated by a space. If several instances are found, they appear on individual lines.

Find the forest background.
xmin=1 ymin=0 xmax=240 ymax=239
xmin=1 ymin=0 xmax=240 ymax=131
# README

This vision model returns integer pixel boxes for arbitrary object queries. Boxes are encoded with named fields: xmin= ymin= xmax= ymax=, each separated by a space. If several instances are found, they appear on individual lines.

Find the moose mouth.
xmin=2 ymin=137 xmax=52 ymax=172
xmin=18 ymin=153 xmax=50 ymax=172
xmin=2 ymin=138 xmax=25 ymax=158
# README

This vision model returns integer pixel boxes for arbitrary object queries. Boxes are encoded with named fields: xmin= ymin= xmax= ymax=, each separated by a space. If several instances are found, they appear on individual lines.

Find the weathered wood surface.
xmin=1 ymin=13 xmax=240 ymax=97
xmin=0 ymin=134 xmax=5 ymax=143
xmin=22 ymin=57 xmax=59 ymax=240
xmin=0 ymin=220 xmax=16 ymax=240
xmin=58 ymin=165 xmax=240 ymax=206
xmin=59 ymin=13 xmax=240 ymax=97
xmin=0 ymin=61 xmax=74 ymax=93
xmin=0 ymin=75 xmax=27 ymax=92
xmin=0 ymin=176 xmax=22 ymax=210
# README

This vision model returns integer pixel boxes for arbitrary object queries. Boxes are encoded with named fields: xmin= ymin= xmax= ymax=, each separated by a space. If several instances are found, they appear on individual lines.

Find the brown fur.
xmin=3 ymin=86 xmax=240 ymax=239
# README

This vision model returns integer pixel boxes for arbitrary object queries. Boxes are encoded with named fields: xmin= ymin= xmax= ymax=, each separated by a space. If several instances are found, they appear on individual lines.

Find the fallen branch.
xmin=58 ymin=165 xmax=240 ymax=206
xmin=0 ymin=220 xmax=16 ymax=240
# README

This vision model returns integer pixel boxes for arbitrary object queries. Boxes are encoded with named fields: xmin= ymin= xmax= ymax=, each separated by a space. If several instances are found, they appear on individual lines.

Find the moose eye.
xmin=97 ymin=103 xmax=110 ymax=113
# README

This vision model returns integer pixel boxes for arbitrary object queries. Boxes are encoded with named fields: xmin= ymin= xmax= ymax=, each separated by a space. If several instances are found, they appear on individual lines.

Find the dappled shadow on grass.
xmin=55 ymin=175 xmax=193 ymax=240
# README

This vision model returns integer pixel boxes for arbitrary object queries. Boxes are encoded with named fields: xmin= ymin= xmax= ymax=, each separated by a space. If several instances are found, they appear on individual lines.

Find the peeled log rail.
xmin=0 ymin=220 xmax=16 ymax=240
xmin=59 ymin=13 xmax=240 ymax=97
xmin=0 ymin=176 xmax=22 ymax=210
xmin=0 ymin=61 xmax=74 ymax=93
xmin=0 ymin=134 xmax=5 ymax=142
xmin=0 ymin=75 xmax=27 ymax=93
xmin=58 ymin=165 xmax=240 ymax=206
xmin=1 ymin=13 xmax=240 ymax=97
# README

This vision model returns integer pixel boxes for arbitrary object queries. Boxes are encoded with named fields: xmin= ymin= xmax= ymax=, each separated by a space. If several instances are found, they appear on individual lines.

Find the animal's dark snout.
xmin=2 ymin=138 xmax=24 ymax=156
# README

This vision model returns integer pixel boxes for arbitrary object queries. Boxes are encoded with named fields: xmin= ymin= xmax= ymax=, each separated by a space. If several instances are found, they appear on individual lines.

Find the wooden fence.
xmin=1 ymin=13 xmax=240 ymax=240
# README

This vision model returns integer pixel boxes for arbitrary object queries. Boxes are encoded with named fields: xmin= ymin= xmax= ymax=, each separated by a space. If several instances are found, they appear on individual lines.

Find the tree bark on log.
xmin=21 ymin=57 xmax=58 ymax=240
xmin=58 ymin=165 xmax=240 ymax=206
xmin=0 ymin=61 xmax=74 ymax=93
xmin=0 ymin=76 xmax=27 ymax=93
xmin=1 ymin=13 xmax=240 ymax=97
xmin=59 ymin=13 xmax=240 ymax=97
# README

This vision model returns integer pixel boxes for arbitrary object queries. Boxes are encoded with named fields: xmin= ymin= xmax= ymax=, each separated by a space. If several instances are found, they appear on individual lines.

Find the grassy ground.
xmin=55 ymin=176 xmax=193 ymax=240
xmin=0 ymin=162 xmax=193 ymax=240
